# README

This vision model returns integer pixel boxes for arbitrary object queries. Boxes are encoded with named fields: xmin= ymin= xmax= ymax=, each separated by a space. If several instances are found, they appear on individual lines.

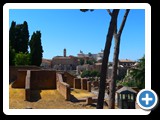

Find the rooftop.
xmin=119 ymin=59 xmax=136 ymax=62
xmin=116 ymin=86 xmax=137 ymax=94
xmin=53 ymin=56 xmax=77 ymax=60
xmin=42 ymin=59 xmax=52 ymax=64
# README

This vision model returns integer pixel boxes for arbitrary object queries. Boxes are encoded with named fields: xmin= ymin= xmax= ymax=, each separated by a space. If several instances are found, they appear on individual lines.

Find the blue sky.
xmin=9 ymin=9 xmax=145 ymax=61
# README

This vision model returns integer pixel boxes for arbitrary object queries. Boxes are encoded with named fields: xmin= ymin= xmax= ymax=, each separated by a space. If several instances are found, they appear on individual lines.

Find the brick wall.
xmin=74 ymin=78 xmax=91 ymax=92
xmin=25 ymin=70 xmax=31 ymax=101
xmin=74 ymin=78 xmax=81 ymax=89
xmin=56 ymin=73 xmax=70 ymax=101
xmin=81 ymin=78 xmax=87 ymax=90
xmin=12 ymin=69 xmax=56 ymax=89
xmin=12 ymin=70 xmax=27 ymax=88
xmin=9 ymin=66 xmax=40 ymax=83
xmin=64 ymin=72 xmax=75 ymax=88
xmin=30 ymin=70 xmax=56 ymax=90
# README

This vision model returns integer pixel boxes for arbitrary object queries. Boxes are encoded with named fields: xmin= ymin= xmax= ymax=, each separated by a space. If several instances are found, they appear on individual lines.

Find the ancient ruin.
xmin=10 ymin=66 xmax=91 ymax=103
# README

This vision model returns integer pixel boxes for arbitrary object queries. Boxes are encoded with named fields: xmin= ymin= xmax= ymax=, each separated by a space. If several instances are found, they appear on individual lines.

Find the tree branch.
xmin=80 ymin=9 xmax=89 ymax=12
xmin=106 ymin=9 xmax=112 ymax=16
xmin=117 ymin=9 xmax=130 ymax=36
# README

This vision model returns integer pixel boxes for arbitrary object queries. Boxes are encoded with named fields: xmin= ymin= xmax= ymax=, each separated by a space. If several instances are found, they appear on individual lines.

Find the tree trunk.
xmin=108 ymin=9 xmax=130 ymax=109
xmin=96 ymin=9 xmax=119 ymax=109
xmin=108 ymin=34 xmax=120 ymax=109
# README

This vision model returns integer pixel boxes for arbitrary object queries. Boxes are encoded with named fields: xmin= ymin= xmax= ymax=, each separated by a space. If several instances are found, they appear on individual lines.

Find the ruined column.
xmin=25 ymin=70 xmax=32 ymax=101
xmin=74 ymin=78 xmax=81 ymax=89
xmin=87 ymin=81 xmax=91 ymax=92
xmin=81 ymin=78 xmax=88 ymax=90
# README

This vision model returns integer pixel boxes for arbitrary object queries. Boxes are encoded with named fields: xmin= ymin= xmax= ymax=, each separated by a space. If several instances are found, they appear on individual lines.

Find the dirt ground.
xmin=9 ymin=85 xmax=104 ymax=109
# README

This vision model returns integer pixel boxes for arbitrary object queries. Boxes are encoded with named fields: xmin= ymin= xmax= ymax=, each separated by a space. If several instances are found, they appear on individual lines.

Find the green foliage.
xmin=9 ymin=21 xmax=29 ymax=53
xmin=21 ymin=21 xmax=30 ymax=53
xmin=80 ymin=9 xmax=94 ymax=12
xmin=121 ymin=80 xmax=137 ymax=87
xmin=86 ymin=60 xmax=92 ymax=65
xmin=88 ymin=52 xmax=92 ymax=57
xmin=9 ymin=20 xmax=43 ymax=67
xmin=9 ymin=42 xmax=15 ymax=65
xmin=9 ymin=21 xmax=16 ymax=51
xmin=122 ymin=56 xmax=145 ymax=89
xmin=81 ymin=70 xmax=100 ymax=78
xmin=90 ymin=70 xmax=99 ymax=77
xmin=81 ymin=70 xmax=91 ymax=78
xmin=79 ymin=58 xmax=84 ymax=65
xmin=130 ymin=56 xmax=145 ymax=89
xmin=86 ymin=59 xmax=96 ymax=65
xmin=14 ymin=52 xmax=30 ymax=66
xmin=29 ymin=31 xmax=43 ymax=66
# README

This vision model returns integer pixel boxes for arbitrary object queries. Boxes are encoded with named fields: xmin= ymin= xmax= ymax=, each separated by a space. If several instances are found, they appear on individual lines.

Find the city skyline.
xmin=9 ymin=9 xmax=145 ymax=61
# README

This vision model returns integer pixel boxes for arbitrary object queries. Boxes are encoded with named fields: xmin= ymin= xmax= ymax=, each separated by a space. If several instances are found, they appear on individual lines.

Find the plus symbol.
xmin=142 ymin=93 xmax=153 ymax=105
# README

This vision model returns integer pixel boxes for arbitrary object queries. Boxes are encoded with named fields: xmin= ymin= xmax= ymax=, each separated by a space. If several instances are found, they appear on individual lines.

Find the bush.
xmin=81 ymin=70 xmax=100 ymax=78
xmin=15 ymin=52 xmax=30 ymax=66
xmin=120 ymin=80 xmax=137 ymax=87
xmin=81 ymin=70 xmax=91 ymax=78
xmin=9 ymin=45 xmax=15 ymax=65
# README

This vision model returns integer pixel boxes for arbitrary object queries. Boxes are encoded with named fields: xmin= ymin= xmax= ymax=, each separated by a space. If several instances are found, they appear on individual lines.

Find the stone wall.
xmin=56 ymin=73 xmax=70 ymax=101
xmin=81 ymin=78 xmax=87 ymax=90
xmin=12 ymin=70 xmax=56 ymax=89
xmin=12 ymin=70 xmax=27 ymax=88
xmin=74 ymin=78 xmax=91 ymax=92
xmin=87 ymin=81 xmax=91 ymax=92
xmin=74 ymin=78 xmax=81 ymax=89
xmin=92 ymin=81 xmax=99 ymax=88
xmin=25 ymin=70 xmax=32 ymax=101
xmin=30 ymin=70 xmax=56 ymax=90
xmin=9 ymin=66 xmax=40 ymax=83
xmin=64 ymin=72 xmax=75 ymax=88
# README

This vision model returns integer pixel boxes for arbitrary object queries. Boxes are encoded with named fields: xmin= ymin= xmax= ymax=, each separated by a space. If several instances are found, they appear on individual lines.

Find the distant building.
xmin=77 ymin=50 xmax=104 ymax=62
xmin=96 ymin=49 xmax=103 ymax=61
xmin=118 ymin=59 xmax=136 ymax=68
xmin=41 ymin=59 xmax=52 ymax=68
xmin=51 ymin=49 xmax=78 ymax=71
xmin=76 ymin=64 xmax=95 ymax=74
xmin=93 ymin=59 xmax=136 ymax=79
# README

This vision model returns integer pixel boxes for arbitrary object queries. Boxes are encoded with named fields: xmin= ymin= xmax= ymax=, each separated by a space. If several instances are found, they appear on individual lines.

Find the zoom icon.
xmin=137 ymin=89 xmax=158 ymax=110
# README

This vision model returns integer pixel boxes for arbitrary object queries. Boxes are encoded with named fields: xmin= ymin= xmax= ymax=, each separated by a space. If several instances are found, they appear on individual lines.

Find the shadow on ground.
xmin=27 ymin=90 xmax=42 ymax=102
xmin=70 ymin=95 xmax=79 ymax=102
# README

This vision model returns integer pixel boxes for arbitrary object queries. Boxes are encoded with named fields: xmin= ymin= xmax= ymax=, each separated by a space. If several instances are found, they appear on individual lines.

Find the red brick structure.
xmin=87 ymin=81 xmax=91 ymax=92
xmin=51 ymin=49 xmax=78 ymax=71
xmin=63 ymin=72 xmax=75 ymax=88
xmin=30 ymin=70 xmax=56 ymax=90
xmin=73 ymin=78 xmax=91 ymax=92
xmin=74 ymin=78 xmax=81 ymax=89
xmin=9 ymin=66 xmax=40 ymax=83
xmin=12 ymin=70 xmax=27 ymax=88
xmin=10 ymin=66 xmax=92 ymax=102
xmin=25 ymin=70 xmax=31 ymax=101
xmin=81 ymin=78 xmax=87 ymax=90
xmin=56 ymin=73 xmax=70 ymax=101
xmin=12 ymin=70 xmax=56 ymax=89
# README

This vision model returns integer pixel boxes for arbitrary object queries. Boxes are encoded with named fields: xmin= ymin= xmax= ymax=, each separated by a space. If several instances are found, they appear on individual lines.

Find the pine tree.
xmin=9 ymin=21 xmax=29 ymax=53
xmin=21 ymin=21 xmax=29 ymax=53
xmin=29 ymin=31 xmax=43 ymax=66
xmin=9 ymin=41 xmax=15 ymax=66
xmin=9 ymin=21 xmax=16 ymax=49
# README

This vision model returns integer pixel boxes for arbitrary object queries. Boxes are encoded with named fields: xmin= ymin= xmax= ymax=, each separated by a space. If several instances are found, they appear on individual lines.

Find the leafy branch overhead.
xmin=80 ymin=9 xmax=94 ymax=12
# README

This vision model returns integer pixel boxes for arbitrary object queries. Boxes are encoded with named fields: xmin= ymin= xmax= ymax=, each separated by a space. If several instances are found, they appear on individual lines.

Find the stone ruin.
xmin=10 ymin=67 xmax=91 ymax=102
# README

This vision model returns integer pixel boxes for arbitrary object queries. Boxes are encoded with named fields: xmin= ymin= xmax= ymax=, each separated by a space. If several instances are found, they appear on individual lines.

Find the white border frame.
xmin=3 ymin=3 xmax=151 ymax=115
